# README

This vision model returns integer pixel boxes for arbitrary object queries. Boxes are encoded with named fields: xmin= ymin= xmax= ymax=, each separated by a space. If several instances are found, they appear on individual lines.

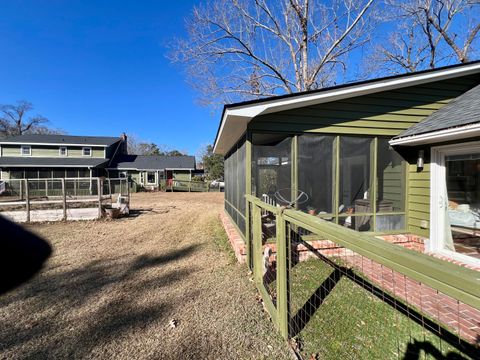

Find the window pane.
xmin=446 ymin=153 xmax=480 ymax=259
xmin=376 ymin=215 xmax=405 ymax=231
xmin=377 ymin=138 xmax=405 ymax=213
xmin=252 ymin=134 xmax=291 ymax=204
xmin=147 ymin=172 xmax=155 ymax=183
xmin=298 ymin=134 xmax=334 ymax=215
xmin=339 ymin=137 xmax=372 ymax=212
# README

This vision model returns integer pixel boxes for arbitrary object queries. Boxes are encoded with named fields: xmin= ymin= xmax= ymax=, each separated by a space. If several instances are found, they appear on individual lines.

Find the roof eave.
xmin=389 ymin=123 xmax=480 ymax=146
xmin=213 ymin=62 xmax=480 ymax=155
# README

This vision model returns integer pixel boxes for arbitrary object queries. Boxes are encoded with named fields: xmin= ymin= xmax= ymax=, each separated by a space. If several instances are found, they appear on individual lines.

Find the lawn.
xmin=0 ymin=192 xmax=291 ymax=359
xmin=288 ymin=257 xmax=477 ymax=360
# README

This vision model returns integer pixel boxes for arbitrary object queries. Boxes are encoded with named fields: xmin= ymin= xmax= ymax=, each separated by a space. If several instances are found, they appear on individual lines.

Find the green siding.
xmin=1 ymin=145 xmax=105 ymax=158
xmin=246 ymin=75 xmax=480 ymax=239
xmin=249 ymin=76 xmax=479 ymax=137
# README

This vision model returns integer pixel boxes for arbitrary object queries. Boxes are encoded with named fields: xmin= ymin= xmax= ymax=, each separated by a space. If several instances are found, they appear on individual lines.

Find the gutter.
xmin=213 ymin=61 xmax=480 ymax=154
xmin=389 ymin=123 xmax=480 ymax=146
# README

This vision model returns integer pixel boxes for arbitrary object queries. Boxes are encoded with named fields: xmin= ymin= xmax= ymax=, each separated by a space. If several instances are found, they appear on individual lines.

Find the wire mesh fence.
xmin=246 ymin=195 xmax=480 ymax=360
xmin=286 ymin=222 xmax=479 ymax=359
xmin=0 ymin=177 xmax=129 ymax=222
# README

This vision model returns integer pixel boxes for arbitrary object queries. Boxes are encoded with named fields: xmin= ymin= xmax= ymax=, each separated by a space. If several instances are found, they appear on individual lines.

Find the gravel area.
xmin=0 ymin=192 xmax=291 ymax=359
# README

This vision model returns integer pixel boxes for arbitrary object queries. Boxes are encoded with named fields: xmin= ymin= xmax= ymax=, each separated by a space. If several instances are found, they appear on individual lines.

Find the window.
xmin=431 ymin=142 xmax=480 ymax=264
xmin=82 ymin=147 xmax=92 ymax=156
xmin=59 ymin=147 xmax=67 ymax=156
xmin=147 ymin=171 xmax=156 ymax=184
xmin=21 ymin=146 xmax=31 ymax=156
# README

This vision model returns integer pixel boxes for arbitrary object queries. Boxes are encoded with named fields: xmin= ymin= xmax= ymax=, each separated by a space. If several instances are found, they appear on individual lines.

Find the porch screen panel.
xmin=237 ymin=138 xmax=246 ymax=234
xmin=339 ymin=136 xmax=373 ymax=231
xmin=298 ymin=134 xmax=334 ymax=215
xmin=231 ymin=147 xmax=238 ymax=225
xmin=224 ymin=137 xmax=247 ymax=236
xmin=252 ymin=134 xmax=292 ymax=203
xmin=339 ymin=137 xmax=372 ymax=208
xmin=377 ymin=139 xmax=405 ymax=212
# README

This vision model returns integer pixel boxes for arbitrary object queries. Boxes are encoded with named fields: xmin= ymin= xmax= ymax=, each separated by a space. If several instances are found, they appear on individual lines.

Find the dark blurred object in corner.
xmin=0 ymin=216 xmax=51 ymax=294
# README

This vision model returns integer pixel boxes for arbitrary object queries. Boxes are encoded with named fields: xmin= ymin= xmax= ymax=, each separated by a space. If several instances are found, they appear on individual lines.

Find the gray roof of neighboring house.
xmin=109 ymin=155 xmax=195 ymax=170
xmin=0 ymin=157 xmax=109 ymax=168
xmin=394 ymin=84 xmax=480 ymax=139
xmin=0 ymin=134 xmax=121 ymax=146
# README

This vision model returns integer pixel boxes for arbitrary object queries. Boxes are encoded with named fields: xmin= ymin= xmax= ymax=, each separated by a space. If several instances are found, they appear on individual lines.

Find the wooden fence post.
xmin=25 ymin=179 xmax=30 ymax=223
xmin=276 ymin=214 xmax=289 ymax=339
xmin=62 ymin=178 xmax=67 ymax=221
xmin=97 ymin=178 xmax=102 ymax=219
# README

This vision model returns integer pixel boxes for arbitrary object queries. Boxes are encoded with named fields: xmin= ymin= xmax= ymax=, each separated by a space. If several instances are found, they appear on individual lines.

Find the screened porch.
xmin=224 ymin=132 xmax=406 ymax=239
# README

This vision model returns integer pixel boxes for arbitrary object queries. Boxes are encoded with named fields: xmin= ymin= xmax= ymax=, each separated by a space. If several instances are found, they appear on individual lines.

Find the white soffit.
xmin=214 ymin=62 xmax=480 ymax=154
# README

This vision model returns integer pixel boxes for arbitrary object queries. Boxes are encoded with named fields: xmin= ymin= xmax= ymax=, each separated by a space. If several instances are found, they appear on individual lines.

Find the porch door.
xmin=431 ymin=142 xmax=480 ymax=263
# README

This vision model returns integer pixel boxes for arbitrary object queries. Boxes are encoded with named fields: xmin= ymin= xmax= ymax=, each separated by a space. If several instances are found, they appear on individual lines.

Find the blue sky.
xmin=0 ymin=0 xmax=216 ymax=156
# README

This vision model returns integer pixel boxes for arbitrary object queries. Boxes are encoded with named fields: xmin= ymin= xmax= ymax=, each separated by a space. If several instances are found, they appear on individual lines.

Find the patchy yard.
xmin=0 ymin=192 xmax=290 ymax=359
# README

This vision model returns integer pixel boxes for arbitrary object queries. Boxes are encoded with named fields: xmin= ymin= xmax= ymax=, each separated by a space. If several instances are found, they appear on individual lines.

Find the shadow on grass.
xmin=289 ymin=240 xmax=479 ymax=359
xmin=0 ymin=216 xmax=52 ymax=295
xmin=0 ymin=243 xmax=200 ymax=358
xmin=403 ymin=340 xmax=471 ymax=360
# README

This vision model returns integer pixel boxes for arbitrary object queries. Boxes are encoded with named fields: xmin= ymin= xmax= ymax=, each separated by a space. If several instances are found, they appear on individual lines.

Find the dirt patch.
xmin=0 ymin=192 xmax=291 ymax=359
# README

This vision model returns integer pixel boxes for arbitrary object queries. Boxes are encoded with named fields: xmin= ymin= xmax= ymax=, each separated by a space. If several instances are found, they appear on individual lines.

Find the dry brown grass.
xmin=0 ymin=192 xmax=291 ymax=359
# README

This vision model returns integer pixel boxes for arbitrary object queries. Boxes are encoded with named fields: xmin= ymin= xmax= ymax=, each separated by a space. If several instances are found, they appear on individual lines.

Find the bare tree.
xmin=370 ymin=0 xmax=480 ymax=74
xmin=171 ymin=0 xmax=377 ymax=105
xmin=0 ymin=101 xmax=51 ymax=137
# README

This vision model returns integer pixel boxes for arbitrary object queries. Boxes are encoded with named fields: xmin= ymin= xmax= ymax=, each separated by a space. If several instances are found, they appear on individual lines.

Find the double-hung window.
xmin=21 ymin=145 xmax=31 ymax=156
xmin=82 ymin=147 xmax=92 ymax=156
xmin=147 ymin=171 xmax=156 ymax=184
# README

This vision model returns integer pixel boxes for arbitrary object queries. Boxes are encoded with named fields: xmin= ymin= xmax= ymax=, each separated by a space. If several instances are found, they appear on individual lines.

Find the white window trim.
xmin=146 ymin=171 xmax=157 ymax=185
xmin=59 ymin=147 xmax=68 ymax=156
xmin=430 ymin=141 xmax=480 ymax=266
xmin=21 ymin=145 xmax=31 ymax=156
xmin=82 ymin=147 xmax=92 ymax=157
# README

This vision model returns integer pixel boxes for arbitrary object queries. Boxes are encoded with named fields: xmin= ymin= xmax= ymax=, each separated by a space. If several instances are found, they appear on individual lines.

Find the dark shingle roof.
xmin=394 ymin=84 xmax=480 ymax=139
xmin=0 ymin=134 xmax=121 ymax=146
xmin=109 ymin=155 xmax=195 ymax=170
xmin=0 ymin=157 xmax=109 ymax=168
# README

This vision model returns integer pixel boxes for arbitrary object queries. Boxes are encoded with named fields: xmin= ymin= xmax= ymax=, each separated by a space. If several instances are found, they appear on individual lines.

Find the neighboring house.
xmin=214 ymin=61 xmax=480 ymax=266
xmin=107 ymin=154 xmax=196 ymax=190
xmin=0 ymin=134 xmax=124 ymax=180
xmin=0 ymin=133 xmax=196 ymax=191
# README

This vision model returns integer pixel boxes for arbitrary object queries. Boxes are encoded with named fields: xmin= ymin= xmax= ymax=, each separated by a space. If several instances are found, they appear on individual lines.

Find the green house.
xmin=107 ymin=154 xmax=195 ymax=190
xmin=215 ymin=61 xmax=480 ymax=266
xmin=0 ymin=133 xmax=196 ymax=192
